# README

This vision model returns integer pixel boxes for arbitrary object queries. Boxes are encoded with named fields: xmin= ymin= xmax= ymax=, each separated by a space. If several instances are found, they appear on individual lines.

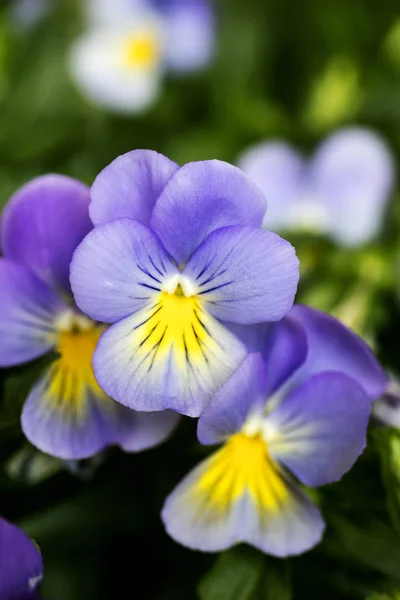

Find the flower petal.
xmin=266 ymin=372 xmax=370 ymax=487
xmin=1 ymin=174 xmax=92 ymax=294
xmin=93 ymin=298 xmax=247 ymax=417
xmin=150 ymin=160 xmax=267 ymax=265
xmin=21 ymin=325 xmax=178 ymax=459
xmin=90 ymin=150 xmax=179 ymax=227
xmin=0 ymin=517 xmax=43 ymax=599
xmin=162 ymin=444 xmax=324 ymax=556
xmin=198 ymin=353 xmax=268 ymax=445
xmin=70 ymin=218 xmax=179 ymax=323
xmin=237 ymin=141 xmax=305 ymax=230
xmin=163 ymin=0 xmax=215 ymax=72
xmin=0 ymin=259 xmax=66 ymax=367
xmin=310 ymin=127 xmax=395 ymax=246
xmin=183 ymin=226 xmax=299 ymax=324
xmin=289 ymin=304 xmax=388 ymax=400
xmin=227 ymin=314 xmax=308 ymax=395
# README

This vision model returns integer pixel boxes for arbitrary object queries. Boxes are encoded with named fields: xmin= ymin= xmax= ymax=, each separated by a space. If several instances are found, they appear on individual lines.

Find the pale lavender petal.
xmin=70 ymin=218 xmax=178 ymax=323
xmin=184 ymin=226 xmax=299 ymax=324
xmin=150 ymin=160 xmax=267 ymax=265
xmin=266 ymin=372 xmax=370 ymax=487
xmin=90 ymin=150 xmax=179 ymax=227
xmin=0 ymin=259 xmax=66 ymax=367
xmin=1 ymin=174 xmax=92 ymax=294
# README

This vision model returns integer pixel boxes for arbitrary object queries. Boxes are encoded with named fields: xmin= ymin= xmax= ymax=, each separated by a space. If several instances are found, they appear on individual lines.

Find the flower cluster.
xmin=238 ymin=127 xmax=395 ymax=247
xmin=68 ymin=0 xmax=215 ymax=113
xmin=0 ymin=149 xmax=388 ymax=595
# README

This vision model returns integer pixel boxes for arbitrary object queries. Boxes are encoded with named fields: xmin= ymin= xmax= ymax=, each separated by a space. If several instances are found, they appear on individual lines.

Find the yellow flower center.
xmin=121 ymin=31 xmax=160 ymax=70
xmin=195 ymin=433 xmax=288 ymax=512
xmin=47 ymin=316 xmax=106 ymax=415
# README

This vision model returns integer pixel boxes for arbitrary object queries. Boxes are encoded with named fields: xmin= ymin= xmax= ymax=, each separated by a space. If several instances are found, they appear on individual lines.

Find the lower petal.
xmin=93 ymin=295 xmax=247 ymax=417
xmin=162 ymin=443 xmax=324 ymax=556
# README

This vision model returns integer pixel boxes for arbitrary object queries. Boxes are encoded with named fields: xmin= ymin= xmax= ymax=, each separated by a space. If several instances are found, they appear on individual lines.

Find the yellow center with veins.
xmin=138 ymin=290 xmax=215 ymax=366
xmin=195 ymin=433 xmax=288 ymax=512
xmin=122 ymin=31 xmax=160 ymax=69
xmin=47 ymin=319 xmax=105 ymax=415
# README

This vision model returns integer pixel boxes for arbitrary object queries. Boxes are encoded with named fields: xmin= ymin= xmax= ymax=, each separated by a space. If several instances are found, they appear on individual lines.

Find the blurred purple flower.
xmin=238 ymin=128 xmax=395 ymax=247
xmin=162 ymin=305 xmax=387 ymax=555
xmin=70 ymin=149 xmax=299 ymax=418
xmin=0 ymin=517 xmax=43 ymax=600
xmin=0 ymin=175 xmax=179 ymax=460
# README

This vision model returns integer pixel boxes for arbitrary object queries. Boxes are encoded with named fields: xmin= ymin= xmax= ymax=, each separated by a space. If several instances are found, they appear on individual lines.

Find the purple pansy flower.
xmin=238 ymin=127 xmax=395 ymax=247
xmin=70 ymin=150 xmax=299 ymax=417
xmin=162 ymin=305 xmax=387 ymax=556
xmin=0 ymin=517 xmax=43 ymax=600
xmin=0 ymin=175 xmax=178 ymax=460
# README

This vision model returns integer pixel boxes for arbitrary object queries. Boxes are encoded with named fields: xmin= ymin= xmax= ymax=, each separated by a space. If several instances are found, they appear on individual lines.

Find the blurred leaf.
xmin=375 ymin=428 xmax=400 ymax=534
xmin=6 ymin=444 xmax=63 ymax=484
xmin=198 ymin=547 xmax=264 ymax=600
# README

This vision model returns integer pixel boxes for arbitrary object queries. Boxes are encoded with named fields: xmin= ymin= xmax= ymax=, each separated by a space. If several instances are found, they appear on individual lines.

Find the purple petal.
xmin=310 ymin=127 xmax=395 ymax=246
xmin=183 ymin=226 xmax=299 ymax=324
xmin=70 ymin=218 xmax=178 ymax=323
xmin=0 ymin=259 xmax=67 ymax=367
xmin=289 ymin=304 xmax=388 ymax=401
xmin=266 ymin=372 xmax=370 ymax=487
xmin=0 ymin=517 xmax=43 ymax=599
xmin=237 ymin=141 xmax=305 ymax=230
xmin=93 ymin=306 xmax=247 ymax=417
xmin=89 ymin=150 xmax=179 ymax=227
xmin=163 ymin=0 xmax=215 ymax=72
xmin=150 ymin=160 xmax=267 ymax=265
xmin=1 ymin=174 xmax=92 ymax=294
xmin=227 ymin=314 xmax=308 ymax=395
xmin=162 ymin=449 xmax=324 ymax=556
xmin=21 ymin=358 xmax=178 ymax=460
xmin=197 ymin=353 xmax=268 ymax=446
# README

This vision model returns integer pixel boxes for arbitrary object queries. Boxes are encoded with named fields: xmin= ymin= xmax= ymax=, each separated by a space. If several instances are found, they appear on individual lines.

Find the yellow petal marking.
xmin=47 ymin=324 xmax=106 ymax=417
xmin=121 ymin=30 xmax=160 ymax=70
xmin=194 ymin=433 xmax=289 ymax=512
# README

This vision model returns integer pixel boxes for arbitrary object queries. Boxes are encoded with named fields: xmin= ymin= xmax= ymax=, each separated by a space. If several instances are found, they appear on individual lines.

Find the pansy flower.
xmin=68 ymin=0 xmax=215 ymax=113
xmin=162 ymin=305 xmax=387 ymax=555
xmin=238 ymin=127 xmax=395 ymax=247
xmin=0 ymin=517 xmax=43 ymax=600
xmin=70 ymin=150 xmax=299 ymax=417
xmin=0 ymin=175 xmax=178 ymax=459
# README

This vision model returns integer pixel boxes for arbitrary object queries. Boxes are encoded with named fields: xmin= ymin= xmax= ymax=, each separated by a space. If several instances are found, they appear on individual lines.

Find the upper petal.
xmin=0 ymin=517 xmax=43 ymax=599
xmin=237 ymin=141 xmax=305 ymax=230
xmin=0 ymin=259 xmax=67 ymax=367
xmin=310 ymin=127 xmax=395 ymax=246
xmin=197 ymin=353 xmax=268 ymax=446
xmin=289 ymin=304 xmax=388 ymax=401
xmin=183 ymin=226 xmax=299 ymax=324
xmin=90 ymin=150 xmax=179 ymax=227
xmin=163 ymin=0 xmax=215 ymax=72
xmin=150 ymin=160 xmax=267 ymax=265
xmin=266 ymin=372 xmax=370 ymax=487
xmin=227 ymin=314 xmax=308 ymax=396
xmin=1 ymin=175 xmax=92 ymax=295
xmin=70 ymin=218 xmax=179 ymax=323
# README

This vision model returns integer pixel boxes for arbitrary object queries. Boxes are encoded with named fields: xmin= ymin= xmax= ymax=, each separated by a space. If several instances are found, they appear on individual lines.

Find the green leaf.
xmin=197 ymin=547 xmax=264 ymax=600
xmin=375 ymin=428 xmax=400 ymax=534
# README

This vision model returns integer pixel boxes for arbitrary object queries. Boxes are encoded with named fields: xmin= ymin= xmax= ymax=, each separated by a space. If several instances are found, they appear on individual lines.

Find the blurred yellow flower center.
xmin=47 ymin=317 xmax=105 ymax=414
xmin=122 ymin=31 xmax=159 ymax=69
xmin=195 ymin=433 xmax=288 ymax=512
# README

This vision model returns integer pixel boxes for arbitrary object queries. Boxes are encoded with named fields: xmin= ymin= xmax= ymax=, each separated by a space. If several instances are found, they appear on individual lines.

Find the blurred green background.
xmin=2 ymin=0 xmax=400 ymax=598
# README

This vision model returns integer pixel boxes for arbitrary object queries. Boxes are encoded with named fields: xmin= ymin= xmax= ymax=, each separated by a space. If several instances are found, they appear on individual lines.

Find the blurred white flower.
xmin=68 ymin=0 xmax=215 ymax=114
xmin=238 ymin=128 xmax=396 ymax=247
xmin=68 ymin=11 xmax=164 ymax=113
xmin=12 ymin=0 xmax=53 ymax=28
